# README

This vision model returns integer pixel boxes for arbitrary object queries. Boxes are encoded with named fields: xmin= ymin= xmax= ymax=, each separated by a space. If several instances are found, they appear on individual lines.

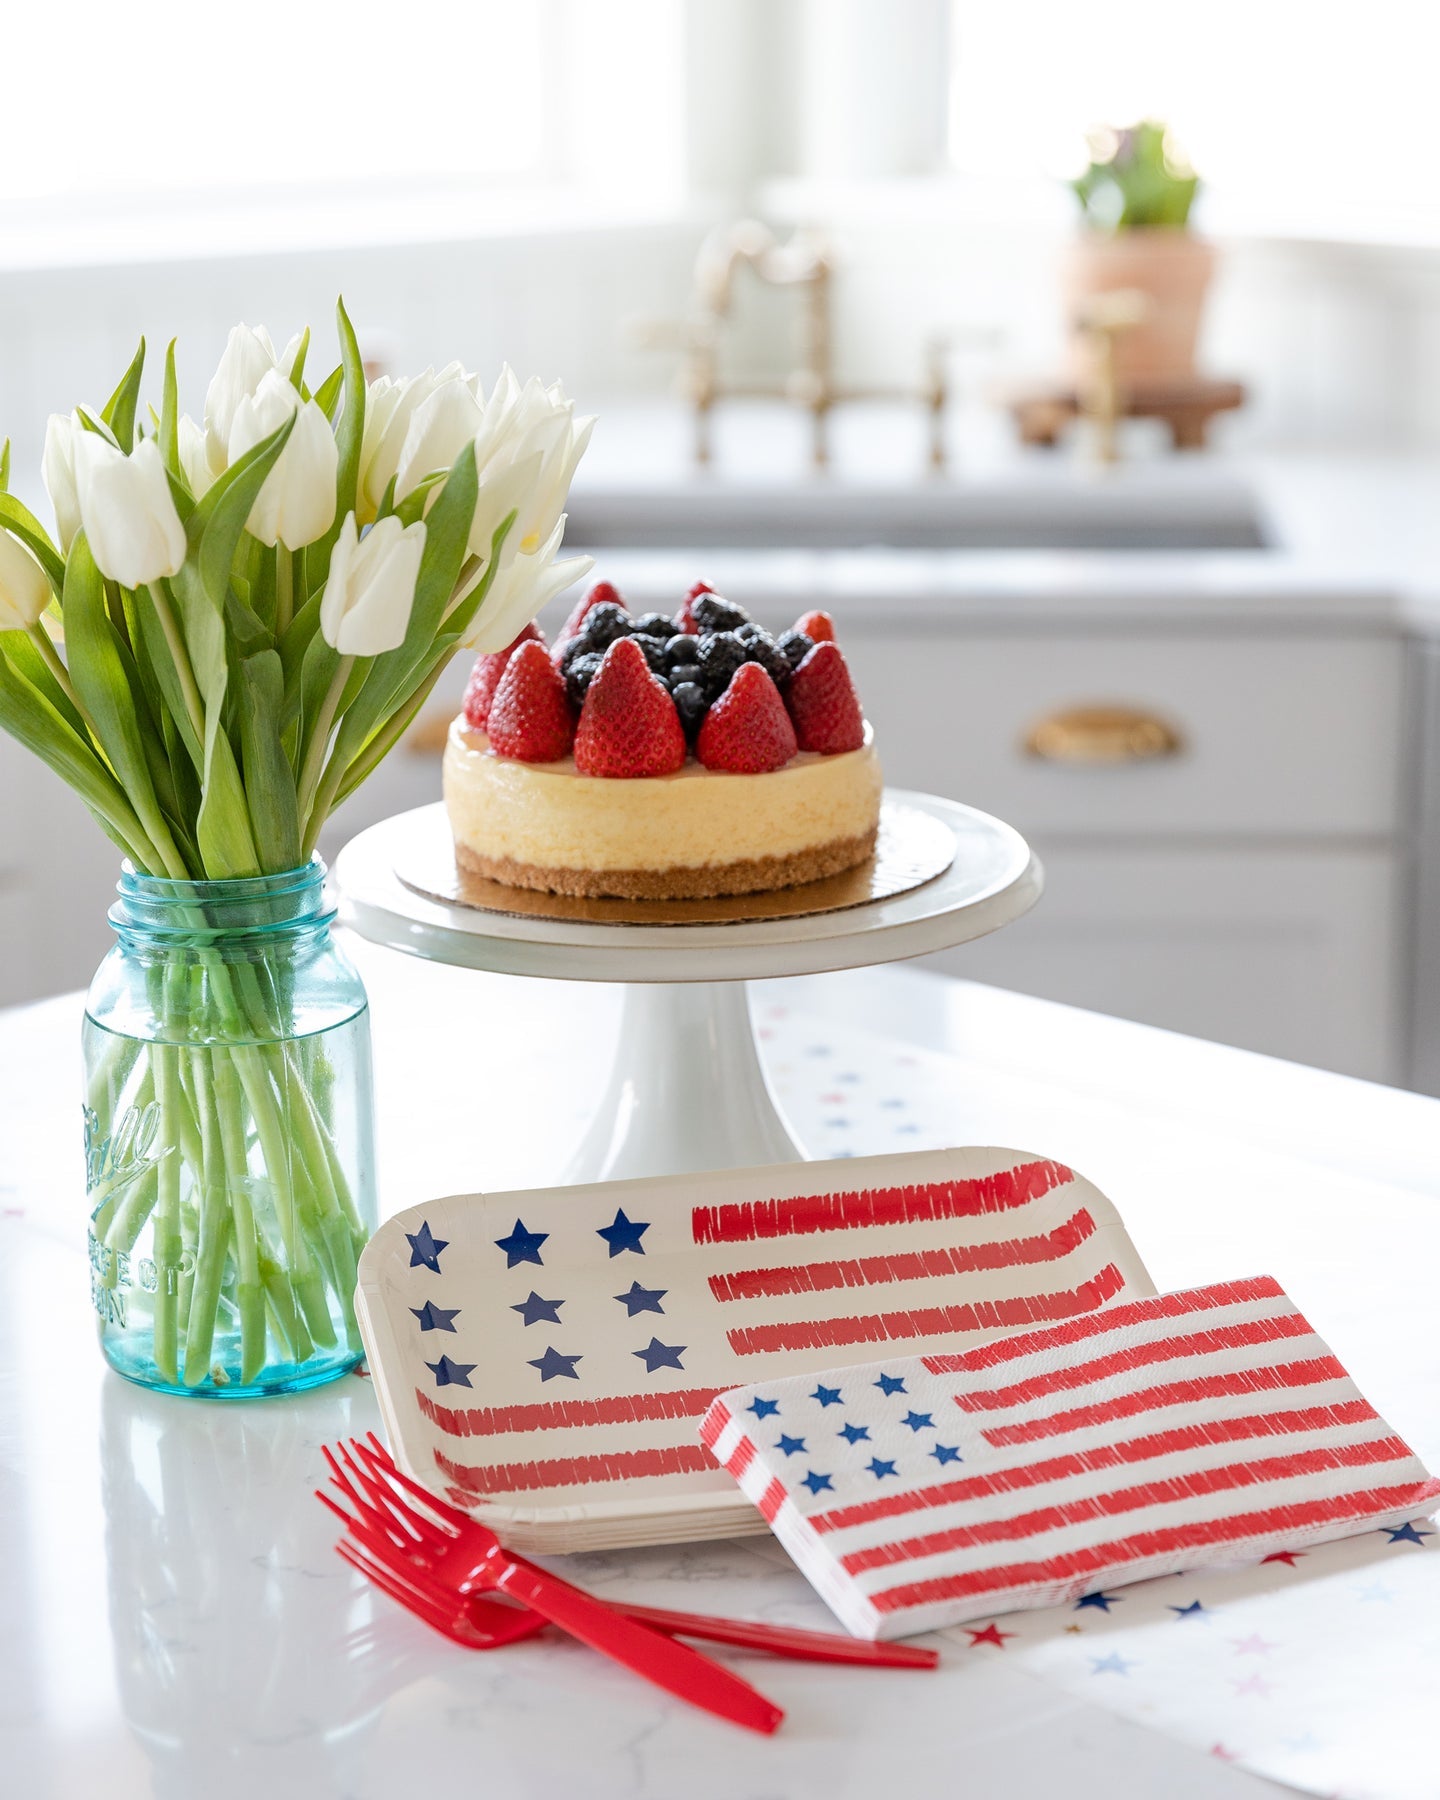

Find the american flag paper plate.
xmin=355 ymin=1146 xmax=1156 ymax=1552
xmin=701 ymin=1276 xmax=1440 ymax=1639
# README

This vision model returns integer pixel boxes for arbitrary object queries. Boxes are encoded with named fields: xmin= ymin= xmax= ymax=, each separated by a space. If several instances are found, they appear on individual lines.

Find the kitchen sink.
xmin=565 ymin=476 xmax=1270 ymax=553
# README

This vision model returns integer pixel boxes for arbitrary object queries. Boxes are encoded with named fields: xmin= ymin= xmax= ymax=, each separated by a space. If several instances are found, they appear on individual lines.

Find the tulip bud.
xmin=461 ymin=515 xmax=593 ymax=653
xmin=42 ymin=412 xmax=83 ymax=552
xmin=72 ymin=435 xmax=187 ymax=587
xmin=0 ymin=529 xmax=51 ymax=632
xmin=469 ymin=368 xmax=593 ymax=563
xmin=204 ymin=322 xmax=301 ymax=474
xmin=227 ymin=370 xmax=338 ymax=549
xmin=393 ymin=375 xmax=483 ymax=503
xmin=177 ymin=415 xmax=216 ymax=498
xmin=319 ymin=512 xmax=426 ymax=656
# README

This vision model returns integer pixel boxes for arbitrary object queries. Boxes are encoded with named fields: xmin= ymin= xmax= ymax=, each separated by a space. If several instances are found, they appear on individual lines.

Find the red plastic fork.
xmin=322 ymin=1434 xmax=936 ymax=1670
xmin=318 ymin=1438 xmax=783 ymax=1735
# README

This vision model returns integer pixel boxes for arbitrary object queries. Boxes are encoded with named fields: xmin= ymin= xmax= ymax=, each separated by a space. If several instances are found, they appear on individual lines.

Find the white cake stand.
xmin=334 ymin=791 xmax=1041 ymax=1184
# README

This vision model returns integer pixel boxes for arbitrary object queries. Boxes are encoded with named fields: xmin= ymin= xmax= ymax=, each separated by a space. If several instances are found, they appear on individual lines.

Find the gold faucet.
xmin=639 ymin=220 xmax=950 ymax=474
xmin=1072 ymin=288 xmax=1151 ymax=464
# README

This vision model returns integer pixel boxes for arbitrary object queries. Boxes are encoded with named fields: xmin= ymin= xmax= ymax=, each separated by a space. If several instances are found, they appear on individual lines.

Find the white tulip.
xmin=227 ymin=370 xmax=338 ymax=549
xmin=320 ymin=512 xmax=426 ymax=656
xmin=461 ymin=515 xmax=593 ymax=653
xmin=204 ymin=322 xmax=301 ymax=474
xmin=357 ymin=362 xmax=468 ymax=522
xmin=0 ymin=530 xmax=51 ymax=632
xmin=469 ymin=368 xmax=594 ymax=563
xmin=42 ymin=412 xmax=83 ymax=552
xmin=177 ymin=415 xmax=216 ymax=498
xmin=392 ymin=376 xmax=484 ymax=503
xmin=73 ymin=435 xmax=187 ymax=587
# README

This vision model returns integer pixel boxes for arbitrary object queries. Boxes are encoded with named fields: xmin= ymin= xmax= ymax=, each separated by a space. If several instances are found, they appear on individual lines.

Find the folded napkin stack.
xmin=702 ymin=1276 xmax=1440 ymax=1639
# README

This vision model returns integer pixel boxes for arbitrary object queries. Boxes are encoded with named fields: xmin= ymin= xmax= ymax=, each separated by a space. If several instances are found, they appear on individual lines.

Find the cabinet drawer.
xmin=842 ymin=633 xmax=1403 ymax=837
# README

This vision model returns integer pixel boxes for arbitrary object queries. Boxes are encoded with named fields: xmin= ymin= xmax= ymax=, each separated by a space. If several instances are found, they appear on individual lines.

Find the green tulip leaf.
xmin=239 ymin=650 xmax=300 ymax=872
xmin=101 ymin=338 xmax=147 ymax=453
xmin=159 ymin=339 xmax=181 ymax=481
xmin=192 ymin=413 xmax=297 ymax=612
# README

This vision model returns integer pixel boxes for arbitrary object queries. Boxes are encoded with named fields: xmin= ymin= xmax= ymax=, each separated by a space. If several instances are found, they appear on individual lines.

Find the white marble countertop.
xmin=4 ymin=949 xmax=1439 ymax=1798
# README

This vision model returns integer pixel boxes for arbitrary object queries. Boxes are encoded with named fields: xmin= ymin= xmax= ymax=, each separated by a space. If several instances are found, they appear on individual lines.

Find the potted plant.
xmin=1062 ymin=120 xmax=1212 ymax=386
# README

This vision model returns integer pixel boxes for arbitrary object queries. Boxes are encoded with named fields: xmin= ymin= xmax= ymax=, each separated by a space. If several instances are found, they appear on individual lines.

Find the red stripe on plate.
xmin=726 ymin=1264 xmax=1126 ymax=1357
xmin=699 ymin=1400 xmax=732 ymax=1449
xmin=708 ymin=1208 xmax=1098 ymax=1303
xmin=692 ymin=1159 xmax=1073 ymax=1245
xmin=981 ymin=1357 xmax=1348 ymax=1446
xmin=869 ymin=1481 xmax=1440 ymax=1615
xmin=811 ymin=1399 xmax=1385 ymax=1534
xmin=727 ymin=1437 xmax=757 ymax=1478
xmin=436 ymin=1443 xmax=712 ymax=1495
xmin=839 ymin=1436 xmax=1415 ymax=1574
xmin=416 ymin=1384 xmax=722 ymax=1438
xmin=922 ymin=1277 xmax=1287 ymax=1374
xmin=759 ymin=1476 xmax=788 ymax=1523
xmin=952 ymin=1311 xmax=1315 ymax=1412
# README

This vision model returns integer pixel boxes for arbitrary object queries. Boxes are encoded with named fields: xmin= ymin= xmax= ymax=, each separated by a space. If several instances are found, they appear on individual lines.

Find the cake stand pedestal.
xmin=334 ymin=790 xmax=1041 ymax=1184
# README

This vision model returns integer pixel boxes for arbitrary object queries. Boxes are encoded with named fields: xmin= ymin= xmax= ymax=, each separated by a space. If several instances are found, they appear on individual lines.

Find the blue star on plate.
xmin=801 ymin=1471 xmax=834 ymax=1495
xmin=410 ymin=1300 xmax=460 ymax=1332
xmin=1090 ymin=1653 xmax=1137 ymax=1675
xmin=1169 ymin=1600 xmax=1207 ymax=1620
xmin=749 ymin=1397 xmax=781 ymax=1419
xmin=776 ymin=1434 xmax=806 ymax=1456
xmin=838 ymin=1422 xmax=871 ymax=1444
xmin=874 ymin=1373 xmax=907 ymax=1396
xmin=406 ymin=1221 xmax=449 ymax=1271
xmin=597 ymin=1208 xmax=650 ymax=1257
xmin=495 ymin=1219 xmax=548 ymax=1267
xmin=1075 ymin=1591 xmax=1124 ymax=1612
xmin=633 ymin=1337 xmax=686 ymax=1373
xmin=1385 ymin=1521 xmax=1434 ymax=1545
xmin=812 ymin=1384 xmax=843 ymax=1407
xmin=931 ymin=1443 xmax=963 ymax=1465
xmin=901 ymin=1410 xmax=935 ymax=1432
xmin=426 ymin=1355 xmax=475 ymax=1388
xmin=614 ymin=1281 xmax=667 ymax=1316
xmin=511 ymin=1291 xmax=564 ymax=1327
xmin=866 ymin=1457 xmax=899 ymax=1479
xmin=528 ymin=1345 xmax=582 ymax=1382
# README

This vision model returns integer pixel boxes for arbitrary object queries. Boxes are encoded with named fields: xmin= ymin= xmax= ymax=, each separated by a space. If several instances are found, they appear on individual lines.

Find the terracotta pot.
xmin=1062 ymin=230 xmax=1215 ymax=385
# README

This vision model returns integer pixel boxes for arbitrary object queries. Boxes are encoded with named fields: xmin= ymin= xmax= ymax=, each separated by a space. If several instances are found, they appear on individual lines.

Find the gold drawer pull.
xmin=1024 ymin=705 xmax=1184 ymax=764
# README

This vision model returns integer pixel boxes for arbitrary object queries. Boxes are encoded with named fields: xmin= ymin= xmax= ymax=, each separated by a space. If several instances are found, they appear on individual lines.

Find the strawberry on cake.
xmin=443 ymin=581 xmax=883 ymax=900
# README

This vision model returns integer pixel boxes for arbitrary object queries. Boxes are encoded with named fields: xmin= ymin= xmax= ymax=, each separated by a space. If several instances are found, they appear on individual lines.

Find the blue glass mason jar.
xmin=82 ymin=861 xmax=376 ymax=1397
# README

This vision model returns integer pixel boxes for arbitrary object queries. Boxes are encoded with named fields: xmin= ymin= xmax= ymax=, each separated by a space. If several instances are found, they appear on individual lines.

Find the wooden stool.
xmin=1003 ymin=376 xmax=1246 ymax=451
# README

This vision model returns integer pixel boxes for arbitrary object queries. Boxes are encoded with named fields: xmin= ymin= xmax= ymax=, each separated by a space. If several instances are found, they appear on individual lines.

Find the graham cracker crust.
xmin=455 ymin=829 xmax=879 ymax=900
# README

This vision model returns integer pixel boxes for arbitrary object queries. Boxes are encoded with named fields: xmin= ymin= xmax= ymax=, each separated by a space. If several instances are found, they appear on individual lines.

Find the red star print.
xmin=1261 ymin=1550 xmax=1305 ymax=1566
xmin=966 ymin=1622 xmax=1016 ymax=1648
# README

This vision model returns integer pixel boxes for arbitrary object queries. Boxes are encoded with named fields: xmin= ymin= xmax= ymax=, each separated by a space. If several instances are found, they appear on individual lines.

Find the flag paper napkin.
xmin=701 ymin=1275 xmax=1440 ymax=1640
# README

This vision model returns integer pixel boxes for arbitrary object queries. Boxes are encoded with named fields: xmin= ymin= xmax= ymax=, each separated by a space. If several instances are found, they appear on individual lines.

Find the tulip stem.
xmin=147 ymin=580 xmax=205 ymax=747
xmin=276 ymin=548 xmax=296 ymax=636
xmin=27 ymin=620 xmax=104 ymax=747
xmin=296 ymin=654 xmax=354 ymax=836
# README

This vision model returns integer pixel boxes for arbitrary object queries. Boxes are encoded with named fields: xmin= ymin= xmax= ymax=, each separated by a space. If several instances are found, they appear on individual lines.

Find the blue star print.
xmin=1090 ymin=1653 xmax=1137 ymax=1676
xmin=749 ymin=1397 xmax=781 ymax=1418
xmin=528 ymin=1346 xmax=582 ymax=1381
xmin=901 ymin=1411 xmax=935 ymax=1432
xmin=801 ymin=1471 xmax=834 ymax=1495
xmin=511 ymin=1292 xmax=564 ymax=1327
xmin=632 ymin=1337 xmax=686 ymax=1373
xmin=406 ymin=1221 xmax=448 ymax=1271
xmin=811 ymin=1384 xmax=843 ymax=1407
xmin=495 ymin=1219 xmax=548 ymax=1267
xmin=410 ymin=1301 xmax=459 ymax=1332
xmin=596 ymin=1208 xmax=650 ymax=1256
xmin=866 ymin=1457 xmax=899 ymax=1479
xmin=426 ymin=1355 xmax=475 ymax=1388
xmin=614 ymin=1281 xmax=667 ymax=1316
xmin=874 ymin=1373 xmax=907 ymax=1396
xmin=1169 ymin=1600 xmax=1207 ymax=1620
xmin=776 ymin=1435 xmax=807 ymax=1456
xmin=838 ymin=1422 xmax=871 ymax=1444
xmin=1384 ymin=1521 xmax=1434 ymax=1545
xmin=1075 ymin=1592 xmax=1124 ymax=1612
xmin=931 ymin=1443 xmax=963 ymax=1465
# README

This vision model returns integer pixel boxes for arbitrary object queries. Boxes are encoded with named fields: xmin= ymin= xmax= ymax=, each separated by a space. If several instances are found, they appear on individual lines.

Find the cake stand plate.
xmin=334 ymin=790 xmax=1041 ymax=1184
